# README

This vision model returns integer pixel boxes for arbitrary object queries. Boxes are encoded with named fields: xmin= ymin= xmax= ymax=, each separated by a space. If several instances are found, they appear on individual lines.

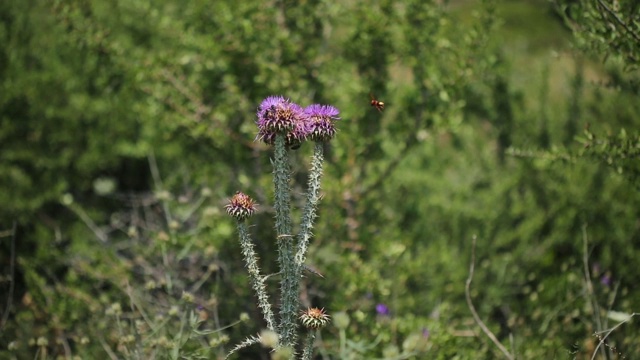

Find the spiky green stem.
xmin=273 ymin=134 xmax=298 ymax=349
xmin=301 ymin=332 xmax=316 ymax=360
xmin=295 ymin=142 xmax=324 ymax=272
xmin=236 ymin=221 xmax=276 ymax=331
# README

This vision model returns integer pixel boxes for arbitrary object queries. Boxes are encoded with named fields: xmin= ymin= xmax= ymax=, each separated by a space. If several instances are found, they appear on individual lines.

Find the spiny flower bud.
xmin=271 ymin=346 xmax=294 ymax=360
xmin=305 ymin=104 xmax=340 ymax=142
xmin=181 ymin=291 xmax=195 ymax=303
xmin=259 ymin=329 xmax=279 ymax=348
xmin=225 ymin=192 xmax=257 ymax=221
xmin=332 ymin=311 xmax=350 ymax=330
xmin=36 ymin=337 xmax=48 ymax=347
xmin=300 ymin=307 xmax=331 ymax=330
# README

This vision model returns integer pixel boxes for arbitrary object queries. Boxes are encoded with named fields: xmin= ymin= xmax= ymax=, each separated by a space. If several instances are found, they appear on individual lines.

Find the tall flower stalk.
xmin=226 ymin=96 xmax=338 ymax=359
xmin=273 ymin=133 xmax=298 ymax=347
xmin=225 ymin=192 xmax=276 ymax=331
xmin=295 ymin=104 xmax=340 ymax=279
xmin=295 ymin=141 xmax=324 ymax=269
xmin=257 ymin=96 xmax=307 ymax=347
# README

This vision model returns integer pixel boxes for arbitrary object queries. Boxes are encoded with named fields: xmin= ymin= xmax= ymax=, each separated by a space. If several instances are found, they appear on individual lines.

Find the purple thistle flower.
xmin=422 ymin=327 xmax=430 ymax=338
xmin=376 ymin=303 xmax=390 ymax=316
xmin=304 ymin=104 xmax=340 ymax=142
xmin=256 ymin=96 xmax=305 ymax=140
xmin=258 ymin=115 xmax=311 ymax=148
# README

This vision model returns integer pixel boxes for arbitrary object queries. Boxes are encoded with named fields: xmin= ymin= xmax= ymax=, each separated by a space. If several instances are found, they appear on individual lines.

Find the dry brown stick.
xmin=465 ymin=235 xmax=515 ymax=360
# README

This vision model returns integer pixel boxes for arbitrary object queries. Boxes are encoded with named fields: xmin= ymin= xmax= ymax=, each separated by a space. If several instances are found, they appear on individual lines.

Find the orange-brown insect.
xmin=369 ymin=93 xmax=385 ymax=112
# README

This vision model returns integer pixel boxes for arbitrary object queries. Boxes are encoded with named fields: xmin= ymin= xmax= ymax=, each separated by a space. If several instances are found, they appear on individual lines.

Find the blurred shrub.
xmin=1 ymin=0 xmax=639 ymax=358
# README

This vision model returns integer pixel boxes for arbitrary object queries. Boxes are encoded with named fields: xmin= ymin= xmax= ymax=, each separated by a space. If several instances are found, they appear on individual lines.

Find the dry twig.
xmin=465 ymin=235 xmax=515 ymax=360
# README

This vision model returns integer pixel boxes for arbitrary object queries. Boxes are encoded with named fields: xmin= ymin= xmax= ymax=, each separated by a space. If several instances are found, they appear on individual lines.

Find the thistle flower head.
xmin=299 ymin=307 xmax=331 ymax=330
xmin=305 ymin=104 xmax=340 ymax=142
xmin=256 ymin=96 xmax=306 ymax=135
xmin=257 ymin=116 xmax=311 ymax=149
xmin=225 ymin=192 xmax=257 ymax=221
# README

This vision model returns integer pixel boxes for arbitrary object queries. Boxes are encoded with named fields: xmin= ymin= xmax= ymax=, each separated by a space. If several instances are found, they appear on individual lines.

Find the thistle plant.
xmin=225 ymin=96 xmax=340 ymax=359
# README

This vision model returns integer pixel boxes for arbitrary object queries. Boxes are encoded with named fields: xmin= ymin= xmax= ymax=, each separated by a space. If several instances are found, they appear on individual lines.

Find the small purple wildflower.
xmin=600 ymin=273 xmax=612 ymax=287
xmin=256 ymin=96 xmax=308 ymax=147
xmin=376 ymin=303 xmax=390 ymax=316
xmin=304 ymin=104 xmax=340 ymax=142
xmin=422 ymin=328 xmax=430 ymax=339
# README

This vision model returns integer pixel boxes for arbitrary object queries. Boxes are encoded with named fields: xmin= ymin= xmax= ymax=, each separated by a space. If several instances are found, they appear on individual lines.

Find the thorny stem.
xmin=301 ymin=331 xmax=316 ymax=360
xmin=236 ymin=221 xmax=276 ymax=331
xmin=273 ymin=134 xmax=298 ymax=349
xmin=295 ymin=142 xmax=325 ymax=272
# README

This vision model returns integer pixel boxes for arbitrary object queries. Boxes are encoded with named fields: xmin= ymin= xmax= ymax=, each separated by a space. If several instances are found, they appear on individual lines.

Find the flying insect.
xmin=369 ymin=93 xmax=385 ymax=112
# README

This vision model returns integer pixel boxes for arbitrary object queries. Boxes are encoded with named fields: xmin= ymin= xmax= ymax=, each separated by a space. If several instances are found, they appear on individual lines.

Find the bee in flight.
xmin=369 ymin=93 xmax=385 ymax=112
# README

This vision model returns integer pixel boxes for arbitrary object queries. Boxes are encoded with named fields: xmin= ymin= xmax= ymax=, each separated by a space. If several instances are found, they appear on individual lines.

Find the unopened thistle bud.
xmin=259 ymin=329 xmax=279 ymax=348
xmin=181 ymin=291 xmax=195 ymax=303
xmin=304 ymin=104 xmax=340 ymax=142
xmin=36 ymin=337 xmax=48 ymax=347
xmin=300 ymin=307 xmax=331 ymax=330
xmin=225 ymin=192 xmax=257 ymax=221
xmin=333 ymin=311 xmax=350 ymax=330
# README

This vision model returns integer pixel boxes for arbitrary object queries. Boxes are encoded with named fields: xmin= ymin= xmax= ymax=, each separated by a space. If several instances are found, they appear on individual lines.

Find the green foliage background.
xmin=0 ymin=0 xmax=638 ymax=358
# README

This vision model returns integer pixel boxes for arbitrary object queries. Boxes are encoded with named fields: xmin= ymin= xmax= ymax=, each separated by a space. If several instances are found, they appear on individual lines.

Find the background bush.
xmin=1 ymin=0 xmax=638 ymax=358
